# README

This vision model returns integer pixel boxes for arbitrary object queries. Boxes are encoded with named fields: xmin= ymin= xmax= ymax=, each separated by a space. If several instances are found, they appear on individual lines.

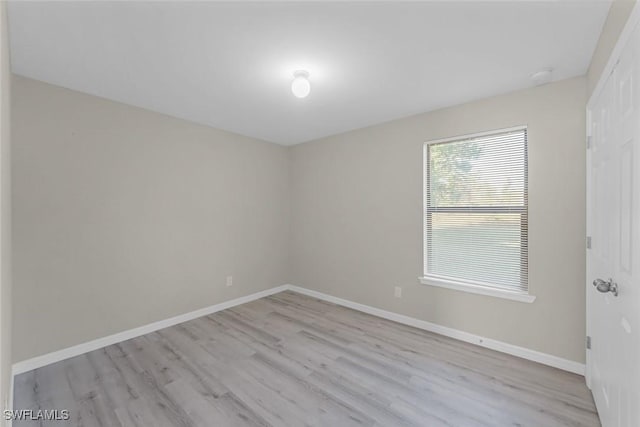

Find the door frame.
xmin=585 ymin=1 xmax=640 ymax=390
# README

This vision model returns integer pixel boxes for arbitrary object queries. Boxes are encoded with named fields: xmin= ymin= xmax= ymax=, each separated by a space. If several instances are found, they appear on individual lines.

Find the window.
xmin=421 ymin=127 xmax=533 ymax=302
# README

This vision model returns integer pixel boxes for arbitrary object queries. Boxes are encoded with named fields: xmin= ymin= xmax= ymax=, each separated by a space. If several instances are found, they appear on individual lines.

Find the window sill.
xmin=418 ymin=276 xmax=536 ymax=303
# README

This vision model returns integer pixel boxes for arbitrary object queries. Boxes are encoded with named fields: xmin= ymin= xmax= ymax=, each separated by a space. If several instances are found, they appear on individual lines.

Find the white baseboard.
xmin=11 ymin=285 xmax=289 ymax=376
xmin=287 ymin=285 xmax=585 ymax=376
xmin=11 ymin=283 xmax=584 ymax=379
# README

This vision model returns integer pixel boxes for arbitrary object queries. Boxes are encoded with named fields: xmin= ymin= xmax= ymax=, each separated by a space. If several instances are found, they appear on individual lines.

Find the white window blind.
xmin=424 ymin=127 xmax=528 ymax=294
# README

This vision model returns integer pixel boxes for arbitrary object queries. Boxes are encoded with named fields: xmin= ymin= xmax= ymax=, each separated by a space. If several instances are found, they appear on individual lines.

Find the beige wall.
xmin=587 ymin=0 xmax=637 ymax=96
xmin=290 ymin=77 xmax=587 ymax=363
xmin=12 ymin=76 xmax=290 ymax=362
xmin=0 ymin=1 xmax=11 ymax=420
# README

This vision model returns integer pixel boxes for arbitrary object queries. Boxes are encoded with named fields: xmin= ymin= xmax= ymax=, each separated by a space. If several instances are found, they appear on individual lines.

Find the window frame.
xmin=419 ymin=126 xmax=535 ymax=303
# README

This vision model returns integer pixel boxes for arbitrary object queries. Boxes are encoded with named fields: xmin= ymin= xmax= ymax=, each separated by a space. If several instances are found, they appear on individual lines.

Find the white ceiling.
xmin=8 ymin=1 xmax=611 ymax=145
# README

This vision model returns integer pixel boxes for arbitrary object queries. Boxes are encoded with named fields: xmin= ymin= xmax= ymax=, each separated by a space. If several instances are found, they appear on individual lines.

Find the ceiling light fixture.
xmin=291 ymin=70 xmax=311 ymax=98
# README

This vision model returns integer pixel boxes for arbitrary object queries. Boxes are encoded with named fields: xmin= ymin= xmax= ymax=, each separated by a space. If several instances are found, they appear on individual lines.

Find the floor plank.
xmin=13 ymin=291 xmax=600 ymax=426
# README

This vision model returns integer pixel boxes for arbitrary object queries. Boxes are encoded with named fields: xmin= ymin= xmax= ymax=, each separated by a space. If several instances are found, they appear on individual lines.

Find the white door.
xmin=586 ymin=15 xmax=640 ymax=427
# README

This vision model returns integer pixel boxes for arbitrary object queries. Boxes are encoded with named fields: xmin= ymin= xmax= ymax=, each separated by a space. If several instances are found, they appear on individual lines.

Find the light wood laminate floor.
xmin=13 ymin=291 xmax=600 ymax=426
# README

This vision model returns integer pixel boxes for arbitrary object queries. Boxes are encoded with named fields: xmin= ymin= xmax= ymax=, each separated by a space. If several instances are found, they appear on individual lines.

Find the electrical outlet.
xmin=226 ymin=276 xmax=233 ymax=287
xmin=394 ymin=286 xmax=402 ymax=298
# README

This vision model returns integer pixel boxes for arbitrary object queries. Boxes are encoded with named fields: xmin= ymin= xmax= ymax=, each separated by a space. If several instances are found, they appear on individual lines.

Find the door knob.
xmin=592 ymin=278 xmax=618 ymax=296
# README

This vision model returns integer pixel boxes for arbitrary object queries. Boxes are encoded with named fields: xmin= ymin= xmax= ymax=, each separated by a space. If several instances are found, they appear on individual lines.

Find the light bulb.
xmin=291 ymin=70 xmax=310 ymax=98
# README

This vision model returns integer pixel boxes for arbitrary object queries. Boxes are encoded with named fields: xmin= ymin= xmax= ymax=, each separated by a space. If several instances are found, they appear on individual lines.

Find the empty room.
xmin=0 ymin=0 xmax=638 ymax=426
